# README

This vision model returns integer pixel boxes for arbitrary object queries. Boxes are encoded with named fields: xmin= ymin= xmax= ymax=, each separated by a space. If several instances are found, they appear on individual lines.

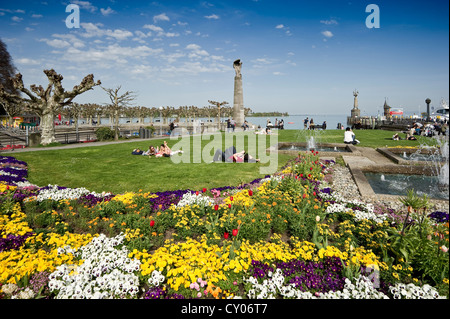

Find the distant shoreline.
xmin=248 ymin=112 xmax=289 ymax=117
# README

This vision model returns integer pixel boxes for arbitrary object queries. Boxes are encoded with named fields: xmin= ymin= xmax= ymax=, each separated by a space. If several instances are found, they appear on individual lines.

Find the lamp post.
xmin=425 ymin=98 xmax=431 ymax=122
xmin=159 ymin=106 xmax=163 ymax=136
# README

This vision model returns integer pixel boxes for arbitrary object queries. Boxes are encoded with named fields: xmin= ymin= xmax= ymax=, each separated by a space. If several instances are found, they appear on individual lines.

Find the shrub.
xmin=95 ymin=127 xmax=115 ymax=141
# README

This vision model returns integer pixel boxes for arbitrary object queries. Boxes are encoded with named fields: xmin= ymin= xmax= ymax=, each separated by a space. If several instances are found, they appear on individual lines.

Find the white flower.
xmin=176 ymin=192 xmax=214 ymax=208
xmin=1 ymin=283 xmax=18 ymax=295
xmin=48 ymin=233 xmax=141 ymax=299
xmin=11 ymin=287 xmax=35 ymax=299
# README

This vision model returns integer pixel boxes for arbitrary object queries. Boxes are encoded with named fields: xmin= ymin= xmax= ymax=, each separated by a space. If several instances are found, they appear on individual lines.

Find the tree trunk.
xmin=114 ymin=111 xmax=119 ymax=141
xmin=40 ymin=111 xmax=56 ymax=145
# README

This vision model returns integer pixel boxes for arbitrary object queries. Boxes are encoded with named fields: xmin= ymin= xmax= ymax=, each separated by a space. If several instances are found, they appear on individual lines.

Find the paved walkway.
xmin=0 ymin=137 xmax=161 ymax=154
xmin=342 ymin=146 xmax=394 ymax=168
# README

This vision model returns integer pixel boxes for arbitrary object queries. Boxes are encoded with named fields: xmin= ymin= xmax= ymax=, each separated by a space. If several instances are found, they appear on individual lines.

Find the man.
xmin=304 ymin=117 xmax=309 ymax=129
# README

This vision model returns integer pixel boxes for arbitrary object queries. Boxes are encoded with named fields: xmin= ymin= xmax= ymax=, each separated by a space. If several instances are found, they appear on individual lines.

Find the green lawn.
xmin=6 ymin=129 xmax=434 ymax=194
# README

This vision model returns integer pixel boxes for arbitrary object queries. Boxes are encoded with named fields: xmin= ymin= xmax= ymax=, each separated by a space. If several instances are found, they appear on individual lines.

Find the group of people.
xmin=132 ymin=140 xmax=183 ymax=158
xmin=267 ymin=118 xmax=284 ymax=130
xmin=303 ymin=117 xmax=327 ymax=130
xmin=410 ymin=121 xmax=448 ymax=137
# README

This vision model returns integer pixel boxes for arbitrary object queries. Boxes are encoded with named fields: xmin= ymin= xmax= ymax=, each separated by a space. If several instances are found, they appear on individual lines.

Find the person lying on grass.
xmin=213 ymin=146 xmax=260 ymax=163
xmin=155 ymin=141 xmax=183 ymax=157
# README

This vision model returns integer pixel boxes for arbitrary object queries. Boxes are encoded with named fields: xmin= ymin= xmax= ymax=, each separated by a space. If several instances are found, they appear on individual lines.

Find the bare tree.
xmin=102 ymin=85 xmax=136 ymax=141
xmin=95 ymin=104 xmax=107 ymax=125
xmin=63 ymin=102 xmax=83 ymax=132
xmin=0 ymin=69 xmax=100 ymax=144
xmin=208 ymin=100 xmax=228 ymax=124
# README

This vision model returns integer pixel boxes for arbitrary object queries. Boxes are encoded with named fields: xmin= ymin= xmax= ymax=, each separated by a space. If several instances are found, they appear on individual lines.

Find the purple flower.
xmin=0 ymin=232 xmax=33 ymax=252
xmin=428 ymin=211 xmax=449 ymax=224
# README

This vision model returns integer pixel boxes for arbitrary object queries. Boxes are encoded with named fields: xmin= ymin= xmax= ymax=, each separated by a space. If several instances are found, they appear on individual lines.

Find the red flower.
xmin=232 ymin=229 xmax=238 ymax=237
xmin=228 ymin=203 xmax=232 ymax=209
xmin=224 ymin=232 xmax=229 ymax=239
xmin=300 ymin=174 xmax=303 ymax=178
xmin=202 ymin=188 xmax=207 ymax=193
xmin=248 ymin=190 xmax=253 ymax=196
xmin=195 ymin=191 xmax=199 ymax=196
xmin=313 ymin=191 xmax=316 ymax=196
xmin=308 ymin=174 xmax=311 ymax=178
xmin=303 ymin=193 xmax=307 ymax=198
xmin=310 ymin=167 xmax=313 ymax=171
xmin=230 ymin=196 xmax=233 ymax=201
xmin=214 ymin=204 xmax=219 ymax=211
xmin=150 ymin=220 xmax=155 ymax=227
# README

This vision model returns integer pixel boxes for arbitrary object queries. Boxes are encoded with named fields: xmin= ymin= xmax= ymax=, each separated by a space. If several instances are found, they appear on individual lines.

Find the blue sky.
xmin=0 ymin=0 xmax=448 ymax=116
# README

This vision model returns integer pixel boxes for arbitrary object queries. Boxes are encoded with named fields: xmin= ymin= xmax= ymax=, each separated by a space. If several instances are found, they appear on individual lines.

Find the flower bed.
xmin=0 ymin=153 xmax=448 ymax=299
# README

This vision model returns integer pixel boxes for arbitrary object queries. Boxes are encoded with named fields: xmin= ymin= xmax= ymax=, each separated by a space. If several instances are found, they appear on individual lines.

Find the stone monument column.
xmin=233 ymin=59 xmax=245 ymax=126
xmin=351 ymin=89 xmax=361 ymax=118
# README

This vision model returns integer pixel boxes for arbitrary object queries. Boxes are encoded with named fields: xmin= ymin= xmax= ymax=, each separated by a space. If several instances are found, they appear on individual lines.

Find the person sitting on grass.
xmin=392 ymin=133 xmax=401 ymax=140
xmin=344 ymin=127 xmax=360 ymax=145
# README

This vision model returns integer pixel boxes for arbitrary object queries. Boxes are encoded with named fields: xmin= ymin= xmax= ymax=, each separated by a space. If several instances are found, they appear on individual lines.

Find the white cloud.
xmin=25 ymin=27 xmax=34 ymax=32
xmin=100 ymin=7 xmax=115 ymax=16
xmin=31 ymin=14 xmax=43 ymax=18
xmin=320 ymin=19 xmax=338 ymax=25
xmin=40 ymin=38 xmax=71 ymax=48
xmin=143 ymin=24 xmax=164 ymax=33
xmin=108 ymin=29 xmax=134 ymax=41
xmin=129 ymin=64 xmax=157 ymax=77
xmin=143 ymin=24 xmax=179 ymax=38
xmin=71 ymin=1 xmax=97 ymax=13
xmin=12 ymin=16 xmax=23 ymax=22
xmin=60 ymin=43 xmax=164 ymax=66
xmin=252 ymin=58 xmax=273 ymax=66
xmin=205 ymin=14 xmax=220 ymax=20
xmin=16 ymin=58 xmax=40 ymax=65
xmin=321 ymin=30 xmax=334 ymax=38
xmin=186 ymin=44 xmax=209 ymax=59
xmin=79 ymin=23 xmax=133 ymax=41
xmin=275 ymin=24 xmax=292 ymax=36
xmin=52 ymin=33 xmax=85 ymax=48
xmin=153 ymin=13 xmax=169 ymax=23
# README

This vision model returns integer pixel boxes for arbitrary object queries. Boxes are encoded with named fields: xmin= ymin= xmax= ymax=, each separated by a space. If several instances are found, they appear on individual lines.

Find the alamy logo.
xmin=65 ymin=4 xmax=80 ymax=29
xmin=366 ymin=4 xmax=380 ymax=29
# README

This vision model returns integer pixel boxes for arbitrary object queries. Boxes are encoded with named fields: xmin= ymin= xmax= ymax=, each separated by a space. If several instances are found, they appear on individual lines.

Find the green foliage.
xmin=95 ymin=127 xmax=115 ymax=141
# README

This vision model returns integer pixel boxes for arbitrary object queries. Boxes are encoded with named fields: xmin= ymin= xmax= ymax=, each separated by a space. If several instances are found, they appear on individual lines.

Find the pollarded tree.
xmin=0 ymin=69 xmax=101 ymax=145
xmin=102 ymin=85 xmax=136 ymax=141
xmin=208 ymin=100 xmax=228 ymax=124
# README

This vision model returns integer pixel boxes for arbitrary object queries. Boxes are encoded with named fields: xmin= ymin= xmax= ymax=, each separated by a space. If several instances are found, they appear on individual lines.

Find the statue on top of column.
xmin=353 ymin=89 xmax=359 ymax=109
xmin=233 ymin=59 xmax=242 ymax=78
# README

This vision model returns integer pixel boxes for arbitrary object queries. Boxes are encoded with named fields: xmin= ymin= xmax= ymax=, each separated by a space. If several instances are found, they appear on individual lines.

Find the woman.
xmin=147 ymin=145 xmax=158 ymax=156
xmin=344 ymin=127 xmax=360 ymax=145
xmin=232 ymin=150 xmax=260 ymax=163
